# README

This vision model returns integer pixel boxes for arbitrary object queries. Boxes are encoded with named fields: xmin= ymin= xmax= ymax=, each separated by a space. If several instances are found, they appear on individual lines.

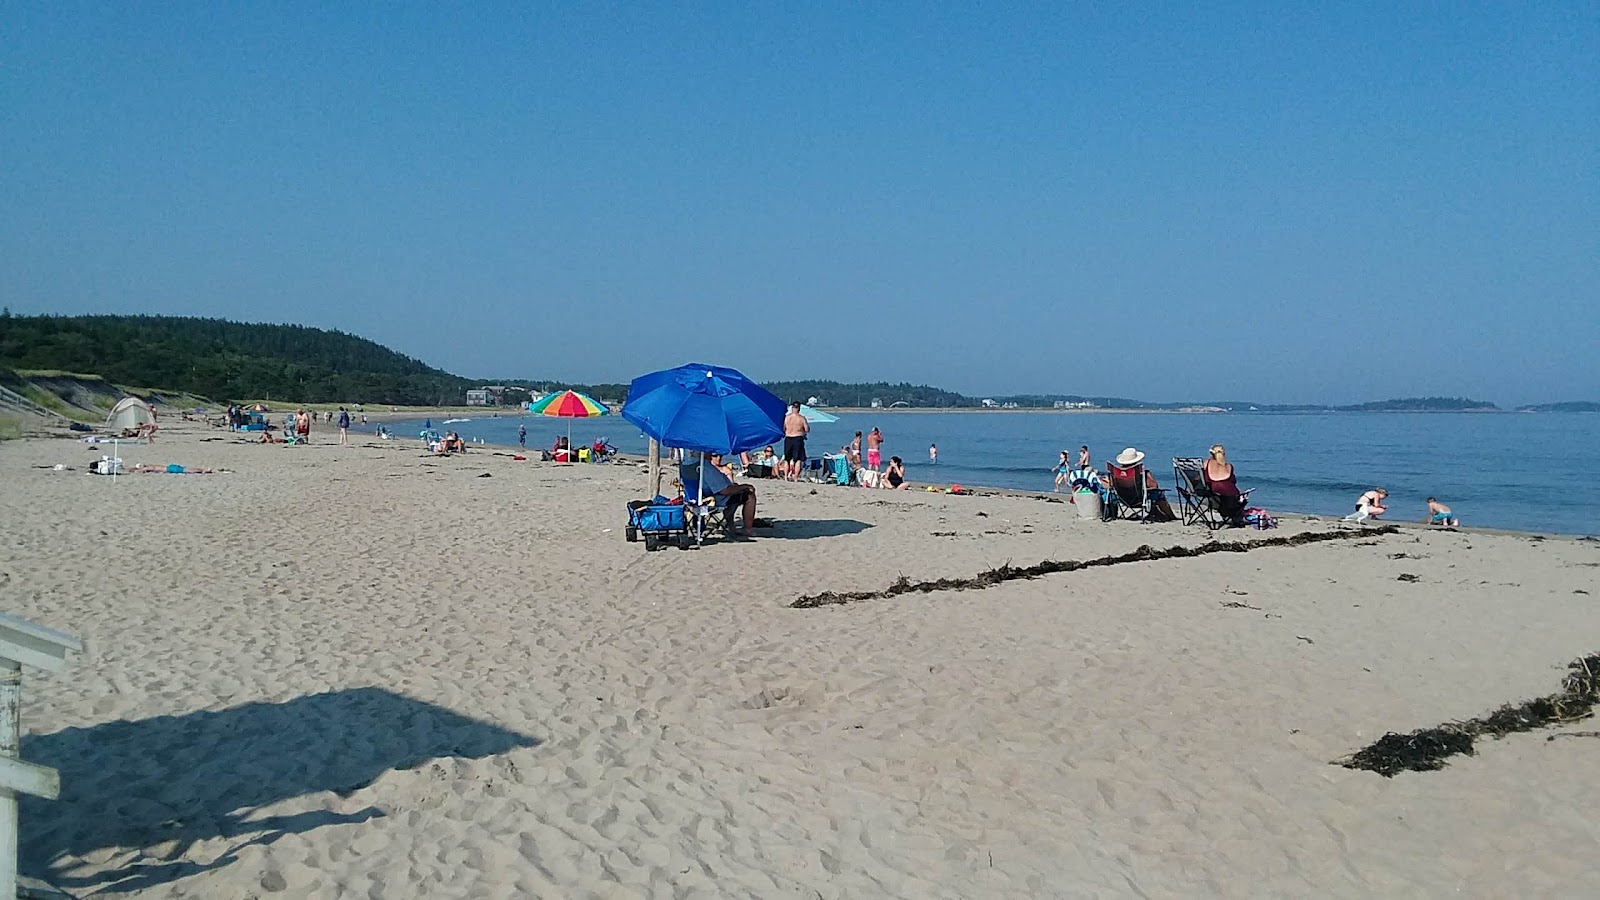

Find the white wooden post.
xmin=0 ymin=659 xmax=19 ymax=900
xmin=0 ymin=615 xmax=82 ymax=899
xmin=648 ymin=439 xmax=662 ymax=497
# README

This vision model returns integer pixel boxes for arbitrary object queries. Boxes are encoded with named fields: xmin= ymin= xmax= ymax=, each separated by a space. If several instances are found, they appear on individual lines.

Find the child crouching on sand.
xmin=1426 ymin=497 xmax=1459 ymax=527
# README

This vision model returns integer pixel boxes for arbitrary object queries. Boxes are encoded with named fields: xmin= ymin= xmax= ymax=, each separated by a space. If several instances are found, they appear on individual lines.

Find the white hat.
xmin=1115 ymin=447 xmax=1145 ymax=467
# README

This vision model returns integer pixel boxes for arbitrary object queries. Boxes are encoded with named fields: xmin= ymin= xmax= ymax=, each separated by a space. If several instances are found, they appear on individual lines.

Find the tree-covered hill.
xmin=0 ymin=313 xmax=474 ymax=405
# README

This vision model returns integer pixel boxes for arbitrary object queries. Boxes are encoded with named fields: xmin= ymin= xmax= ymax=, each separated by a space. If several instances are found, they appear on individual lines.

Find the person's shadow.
xmin=20 ymin=687 xmax=538 ymax=894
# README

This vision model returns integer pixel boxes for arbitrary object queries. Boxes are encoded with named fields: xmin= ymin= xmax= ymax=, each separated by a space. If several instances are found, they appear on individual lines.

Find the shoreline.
xmin=372 ymin=420 xmax=1591 ymax=541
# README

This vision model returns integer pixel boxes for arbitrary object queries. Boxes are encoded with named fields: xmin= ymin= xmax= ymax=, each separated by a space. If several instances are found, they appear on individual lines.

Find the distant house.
xmin=465 ymin=389 xmax=491 ymax=406
xmin=870 ymin=398 xmax=883 ymax=409
xmin=981 ymin=399 xmax=997 ymax=408
xmin=481 ymin=385 xmax=507 ymax=405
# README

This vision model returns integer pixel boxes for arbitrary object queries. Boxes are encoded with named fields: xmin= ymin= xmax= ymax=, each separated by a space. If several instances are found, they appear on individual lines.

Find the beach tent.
xmin=106 ymin=397 xmax=154 ymax=430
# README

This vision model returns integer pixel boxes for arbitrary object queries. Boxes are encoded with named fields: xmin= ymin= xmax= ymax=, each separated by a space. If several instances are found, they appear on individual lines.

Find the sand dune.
xmin=3 ymin=424 xmax=1598 ymax=897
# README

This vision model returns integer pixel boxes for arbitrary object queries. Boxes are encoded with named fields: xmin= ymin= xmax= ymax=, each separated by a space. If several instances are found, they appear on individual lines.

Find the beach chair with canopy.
xmin=1105 ymin=462 xmax=1153 ymax=522
xmin=1173 ymin=457 xmax=1251 ymax=530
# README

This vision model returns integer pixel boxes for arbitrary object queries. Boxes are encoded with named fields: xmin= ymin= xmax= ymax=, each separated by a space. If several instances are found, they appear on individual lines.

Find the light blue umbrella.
xmin=799 ymin=404 xmax=838 ymax=423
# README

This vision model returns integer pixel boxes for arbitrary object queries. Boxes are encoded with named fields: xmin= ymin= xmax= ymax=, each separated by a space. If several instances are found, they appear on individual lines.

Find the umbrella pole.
xmin=697 ymin=455 xmax=706 ymax=545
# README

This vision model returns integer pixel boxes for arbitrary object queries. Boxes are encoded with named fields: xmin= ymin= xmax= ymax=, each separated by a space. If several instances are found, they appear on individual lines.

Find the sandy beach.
xmin=4 ymin=422 xmax=1599 ymax=898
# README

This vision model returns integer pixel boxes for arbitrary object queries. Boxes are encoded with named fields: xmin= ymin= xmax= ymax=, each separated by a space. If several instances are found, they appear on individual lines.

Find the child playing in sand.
xmin=1426 ymin=497 xmax=1458 ymax=527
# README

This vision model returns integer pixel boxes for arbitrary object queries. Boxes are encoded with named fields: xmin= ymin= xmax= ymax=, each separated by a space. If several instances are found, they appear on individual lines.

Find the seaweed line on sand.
xmin=1334 ymin=654 xmax=1600 ymax=777
xmin=790 ymin=525 xmax=1400 ymax=609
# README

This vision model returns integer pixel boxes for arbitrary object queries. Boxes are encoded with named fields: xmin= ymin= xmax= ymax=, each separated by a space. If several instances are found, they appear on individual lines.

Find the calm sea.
xmin=384 ymin=411 xmax=1599 ymax=536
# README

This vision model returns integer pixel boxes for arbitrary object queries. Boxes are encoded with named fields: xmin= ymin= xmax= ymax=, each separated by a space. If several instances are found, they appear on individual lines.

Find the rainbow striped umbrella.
xmin=529 ymin=390 xmax=609 ymax=458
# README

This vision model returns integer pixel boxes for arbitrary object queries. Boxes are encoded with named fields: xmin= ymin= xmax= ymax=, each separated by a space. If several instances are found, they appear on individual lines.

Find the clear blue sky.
xmin=3 ymin=3 xmax=1595 ymax=405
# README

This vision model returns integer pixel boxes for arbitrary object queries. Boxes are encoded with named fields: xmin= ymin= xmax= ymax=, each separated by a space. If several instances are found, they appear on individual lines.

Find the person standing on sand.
xmin=866 ymin=426 xmax=883 ymax=471
xmin=294 ymin=409 xmax=311 ymax=444
xmin=337 ymin=407 xmax=350 ymax=445
xmin=848 ymin=431 xmax=863 ymax=468
xmin=1078 ymin=446 xmax=1091 ymax=470
xmin=1053 ymin=451 xmax=1071 ymax=492
xmin=518 ymin=423 xmax=527 ymax=448
xmin=782 ymin=402 xmax=809 ymax=481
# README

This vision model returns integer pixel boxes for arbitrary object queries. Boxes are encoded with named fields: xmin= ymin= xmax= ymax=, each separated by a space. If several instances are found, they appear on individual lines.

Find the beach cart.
xmin=625 ymin=497 xmax=692 ymax=551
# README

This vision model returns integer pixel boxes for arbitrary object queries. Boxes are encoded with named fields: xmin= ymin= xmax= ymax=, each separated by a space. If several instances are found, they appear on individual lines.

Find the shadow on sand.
xmin=759 ymin=519 xmax=873 ymax=540
xmin=21 ymin=687 xmax=537 ymax=894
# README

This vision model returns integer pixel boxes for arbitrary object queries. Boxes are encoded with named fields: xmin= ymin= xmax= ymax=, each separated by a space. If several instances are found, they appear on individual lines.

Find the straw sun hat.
xmin=1114 ymin=447 xmax=1145 ymax=467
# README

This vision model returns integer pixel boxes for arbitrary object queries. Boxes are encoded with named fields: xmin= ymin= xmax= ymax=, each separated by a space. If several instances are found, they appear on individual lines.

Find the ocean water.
xmin=384 ymin=411 xmax=1600 ymax=536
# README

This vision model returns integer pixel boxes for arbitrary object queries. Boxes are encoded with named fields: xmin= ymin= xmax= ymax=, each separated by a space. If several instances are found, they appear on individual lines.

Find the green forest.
xmin=0 ymin=314 xmax=475 ymax=406
xmin=0 ymin=313 xmax=1522 ymax=412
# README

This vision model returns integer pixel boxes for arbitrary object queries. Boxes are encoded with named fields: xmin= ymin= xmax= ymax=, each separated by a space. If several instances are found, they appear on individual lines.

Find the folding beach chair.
xmin=1106 ymin=462 xmax=1152 ymax=522
xmin=678 ymin=460 xmax=747 ymax=542
xmin=1172 ymin=458 xmax=1252 ymax=530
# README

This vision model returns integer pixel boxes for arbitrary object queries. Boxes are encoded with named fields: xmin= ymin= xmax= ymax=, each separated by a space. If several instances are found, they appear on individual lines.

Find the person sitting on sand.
xmin=883 ymin=456 xmax=909 ymax=490
xmin=1426 ymin=497 xmax=1459 ymax=527
xmin=1345 ymin=488 xmax=1389 ymax=523
xmin=441 ymin=432 xmax=467 ymax=453
xmin=694 ymin=453 xmax=758 ymax=532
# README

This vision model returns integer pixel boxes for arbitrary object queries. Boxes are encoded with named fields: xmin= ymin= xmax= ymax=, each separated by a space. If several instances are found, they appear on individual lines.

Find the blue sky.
xmin=3 ymin=3 xmax=1595 ymax=405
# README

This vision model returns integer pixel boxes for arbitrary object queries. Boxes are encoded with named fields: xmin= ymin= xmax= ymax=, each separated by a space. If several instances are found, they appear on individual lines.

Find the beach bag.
xmin=639 ymin=505 xmax=685 ymax=532
xmin=1243 ymin=507 xmax=1278 ymax=530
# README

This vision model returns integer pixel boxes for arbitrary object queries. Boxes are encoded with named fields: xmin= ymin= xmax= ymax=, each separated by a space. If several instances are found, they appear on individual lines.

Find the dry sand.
xmin=3 ymin=422 xmax=1598 ymax=898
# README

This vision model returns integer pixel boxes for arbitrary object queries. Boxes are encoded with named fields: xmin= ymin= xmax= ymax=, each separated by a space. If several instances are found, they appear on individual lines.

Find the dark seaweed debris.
xmin=1336 ymin=654 xmax=1600 ymax=777
xmin=790 ymin=526 xmax=1399 ymax=608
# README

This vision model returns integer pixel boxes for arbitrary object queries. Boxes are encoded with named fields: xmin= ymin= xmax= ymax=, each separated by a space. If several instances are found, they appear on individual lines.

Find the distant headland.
xmin=0 ymin=313 xmax=1591 ymax=415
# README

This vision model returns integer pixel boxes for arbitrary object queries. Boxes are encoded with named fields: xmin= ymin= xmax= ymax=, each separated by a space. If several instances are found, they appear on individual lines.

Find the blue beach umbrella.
xmin=622 ymin=363 xmax=785 ymax=456
xmin=623 ymin=364 xmax=786 ymax=543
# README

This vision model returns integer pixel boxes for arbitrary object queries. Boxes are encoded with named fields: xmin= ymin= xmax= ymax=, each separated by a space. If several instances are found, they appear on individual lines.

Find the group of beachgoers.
xmin=1048 ymin=444 xmax=1459 ymax=527
xmin=727 ymin=403 xmax=908 ymax=489
xmin=1342 ymin=488 xmax=1459 ymax=527
xmin=227 ymin=405 xmax=361 ymax=446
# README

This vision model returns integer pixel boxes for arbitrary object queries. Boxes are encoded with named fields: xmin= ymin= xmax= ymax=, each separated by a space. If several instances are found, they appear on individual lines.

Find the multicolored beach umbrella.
xmin=529 ymin=390 xmax=608 ymax=418
xmin=529 ymin=390 xmax=609 ymax=458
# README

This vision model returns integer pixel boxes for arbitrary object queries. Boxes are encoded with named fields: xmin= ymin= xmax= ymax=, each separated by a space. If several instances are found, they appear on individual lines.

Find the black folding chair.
xmin=1173 ymin=458 xmax=1251 ymax=530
